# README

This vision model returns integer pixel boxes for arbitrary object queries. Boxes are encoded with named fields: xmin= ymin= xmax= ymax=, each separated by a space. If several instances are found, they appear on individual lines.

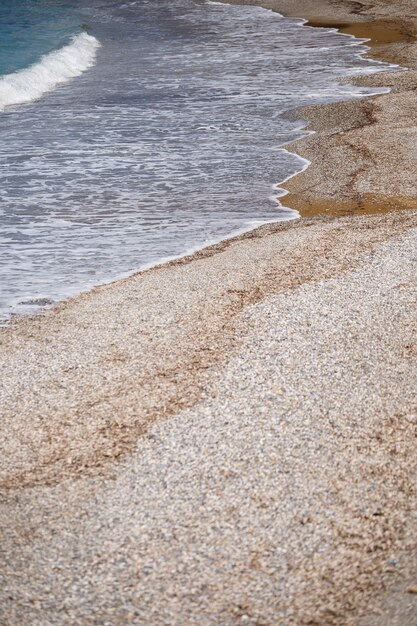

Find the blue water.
xmin=0 ymin=1 xmax=81 ymax=75
xmin=0 ymin=0 xmax=393 ymax=321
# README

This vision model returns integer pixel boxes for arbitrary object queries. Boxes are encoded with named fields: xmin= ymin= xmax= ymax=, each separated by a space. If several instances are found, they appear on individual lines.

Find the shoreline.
xmin=2 ymin=0 xmax=407 ymax=325
xmin=1 ymin=2 xmax=417 ymax=625
xmin=0 ymin=0 xmax=396 ymax=326
xmin=224 ymin=0 xmax=417 ymax=217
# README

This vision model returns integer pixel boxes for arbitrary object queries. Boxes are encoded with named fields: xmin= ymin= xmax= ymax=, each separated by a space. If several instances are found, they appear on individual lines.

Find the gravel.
xmin=1 ymin=212 xmax=416 ymax=625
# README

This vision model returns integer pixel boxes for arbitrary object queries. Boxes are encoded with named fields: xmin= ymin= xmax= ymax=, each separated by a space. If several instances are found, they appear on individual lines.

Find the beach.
xmin=1 ymin=1 xmax=417 ymax=625
xmin=225 ymin=0 xmax=417 ymax=218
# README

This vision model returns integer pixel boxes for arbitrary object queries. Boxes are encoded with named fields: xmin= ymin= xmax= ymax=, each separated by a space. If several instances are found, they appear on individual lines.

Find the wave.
xmin=0 ymin=32 xmax=100 ymax=112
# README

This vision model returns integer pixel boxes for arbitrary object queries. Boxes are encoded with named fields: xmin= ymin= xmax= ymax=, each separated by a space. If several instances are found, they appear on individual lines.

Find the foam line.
xmin=0 ymin=32 xmax=100 ymax=111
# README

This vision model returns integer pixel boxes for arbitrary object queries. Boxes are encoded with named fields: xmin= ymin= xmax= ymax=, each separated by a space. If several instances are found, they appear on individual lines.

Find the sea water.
xmin=0 ymin=0 xmax=392 ymax=321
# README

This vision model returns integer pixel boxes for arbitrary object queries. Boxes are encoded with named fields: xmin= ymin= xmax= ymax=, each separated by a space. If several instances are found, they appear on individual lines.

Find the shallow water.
xmin=0 ymin=0 xmax=392 ymax=321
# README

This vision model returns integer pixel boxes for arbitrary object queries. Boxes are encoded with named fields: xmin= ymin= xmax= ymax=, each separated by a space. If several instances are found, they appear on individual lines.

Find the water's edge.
xmin=1 ymin=3 xmax=395 ymax=327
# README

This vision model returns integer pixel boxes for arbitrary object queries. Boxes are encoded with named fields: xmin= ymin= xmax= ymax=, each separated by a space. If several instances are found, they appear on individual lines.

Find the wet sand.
xmin=305 ymin=19 xmax=411 ymax=48
xmin=225 ymin=0 xmax=417 ymax=217
xmin=1 ymin=1 xmax=417 ymax=625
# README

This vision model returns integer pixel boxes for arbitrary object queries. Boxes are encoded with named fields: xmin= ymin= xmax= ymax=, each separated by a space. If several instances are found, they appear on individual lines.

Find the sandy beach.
xmin=225 ymin=0 xmax=417 ymax=218
xmin=1 ymin=1 xmax=417 ymax=625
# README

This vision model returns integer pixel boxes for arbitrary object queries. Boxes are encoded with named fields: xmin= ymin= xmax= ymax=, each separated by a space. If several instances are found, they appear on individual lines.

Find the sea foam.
xmin=0 ymin=32 xmax=100 ymax=111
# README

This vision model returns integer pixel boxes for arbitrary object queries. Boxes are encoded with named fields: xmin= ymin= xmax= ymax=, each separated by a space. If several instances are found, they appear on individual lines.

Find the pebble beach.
xmin=1 ymin=1 xmax=417 ymax=625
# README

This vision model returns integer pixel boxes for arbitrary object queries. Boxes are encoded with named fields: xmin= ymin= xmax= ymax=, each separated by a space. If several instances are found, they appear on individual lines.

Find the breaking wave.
xmin=0 ymin=32 xmax=100 ymax=111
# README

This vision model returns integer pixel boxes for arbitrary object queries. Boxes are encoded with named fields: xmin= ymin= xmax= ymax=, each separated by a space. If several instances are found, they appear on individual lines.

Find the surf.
xmin=0 ymin=32 xmax=100 ymax=111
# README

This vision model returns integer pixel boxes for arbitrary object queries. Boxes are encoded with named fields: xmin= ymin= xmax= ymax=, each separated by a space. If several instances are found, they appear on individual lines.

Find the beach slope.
xmin=1 ymin=1 xmax=417 ymax=624
xmin=1 ymin=211 xmax=416 ymax=625
xmin=225 ymin=0 xmax=417 ymax=217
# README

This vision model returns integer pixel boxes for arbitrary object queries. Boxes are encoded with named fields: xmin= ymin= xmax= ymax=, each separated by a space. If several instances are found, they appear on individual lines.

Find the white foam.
xmin=0 ymin=32 xmax=100 ymax=111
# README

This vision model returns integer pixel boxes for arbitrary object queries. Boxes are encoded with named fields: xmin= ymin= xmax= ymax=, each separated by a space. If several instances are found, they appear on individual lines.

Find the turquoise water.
xmin=0 ymin=1 xmax=393 ymax=321
xmin=0 ymin=1 xmax=82 ymax=75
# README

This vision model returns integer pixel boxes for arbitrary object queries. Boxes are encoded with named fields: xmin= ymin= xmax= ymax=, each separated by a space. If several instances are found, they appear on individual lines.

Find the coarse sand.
xmin=1 ymin=211 xmax=416 ymax=625
xmin=1 ymin=0 xmax=417 ymax=623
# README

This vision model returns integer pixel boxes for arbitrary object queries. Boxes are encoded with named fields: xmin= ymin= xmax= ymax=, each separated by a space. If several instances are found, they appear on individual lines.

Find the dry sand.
xmin=1 ymin=212 xmax=416 ymax=626
xmin=1 ymin=1 xmax=417 ymax=625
